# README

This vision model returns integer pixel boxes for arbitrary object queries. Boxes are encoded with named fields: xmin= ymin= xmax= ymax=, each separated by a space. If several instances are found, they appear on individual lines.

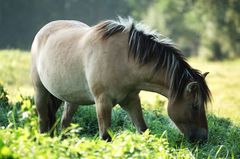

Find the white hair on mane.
xmin=114 ymin=17 xmax=174 ymax=45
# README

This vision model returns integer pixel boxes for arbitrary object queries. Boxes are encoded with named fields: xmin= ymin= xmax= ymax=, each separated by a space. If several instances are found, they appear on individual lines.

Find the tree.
xmin=140 ymin=0 xmax=240 ymax=59
xmin=195 ymin=0 xmax=240 ymax=59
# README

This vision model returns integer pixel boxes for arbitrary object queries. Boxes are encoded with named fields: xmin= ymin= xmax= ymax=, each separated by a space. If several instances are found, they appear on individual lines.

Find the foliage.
xmin=0 ymin=82 xmax=8 ymax=107
xmin=141 ymin=0 xmax=240 ymax=59
xmin=0 ymin=82 xmax=10 ymax=127
xmin=128 ymin=0 xmax=154 ymax=20
xmin=194 ymin=0 xmax=240 ymax=59
xmin=143 ymin=1 xmax=199 ymax=56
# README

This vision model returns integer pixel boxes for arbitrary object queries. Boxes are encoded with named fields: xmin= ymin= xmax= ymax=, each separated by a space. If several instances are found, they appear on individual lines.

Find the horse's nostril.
xmin=198 ymin=129 xmax=208 ymax=142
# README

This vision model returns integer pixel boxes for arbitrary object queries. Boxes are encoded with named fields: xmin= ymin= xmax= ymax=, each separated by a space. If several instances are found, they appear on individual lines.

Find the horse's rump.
xmin=31 ymin=20 xmax=96 ymax=104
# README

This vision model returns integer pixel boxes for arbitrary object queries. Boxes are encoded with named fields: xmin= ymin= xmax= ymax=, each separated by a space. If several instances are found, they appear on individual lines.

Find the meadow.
xmin=0 ymin=50 xmax=239 ymax=158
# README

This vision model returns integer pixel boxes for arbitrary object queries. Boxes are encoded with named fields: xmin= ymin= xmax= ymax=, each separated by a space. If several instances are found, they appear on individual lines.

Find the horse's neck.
xmin=137 ymin=82 xmax=169 ymax=97
xmin=135 ymin=67 xmax=170 ymax=98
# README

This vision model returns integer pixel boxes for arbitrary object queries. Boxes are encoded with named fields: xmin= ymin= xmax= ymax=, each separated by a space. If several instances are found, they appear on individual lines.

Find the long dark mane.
xmin=96 ymin=18 xmax=211 ymax=106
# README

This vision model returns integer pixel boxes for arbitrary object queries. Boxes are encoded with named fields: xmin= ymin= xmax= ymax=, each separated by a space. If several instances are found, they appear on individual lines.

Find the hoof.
xmin=101 ymin=133 xmax=112 ymax=142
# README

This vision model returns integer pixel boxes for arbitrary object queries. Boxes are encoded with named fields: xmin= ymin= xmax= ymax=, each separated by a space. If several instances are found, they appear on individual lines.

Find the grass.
xmin=0 ymin=49 xmax=240 ymax=158
xmin=189 ymin=58 xmax=240 ymax=122
xmin=0 ymin=50 xmax=33 ymax=101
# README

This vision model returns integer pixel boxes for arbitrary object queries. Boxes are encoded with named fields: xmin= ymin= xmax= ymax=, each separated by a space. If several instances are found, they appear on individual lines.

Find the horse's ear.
xmin=185 ymin=81 xmax=199 ymax=94
xmin=202 ymin=72 xmax=209 ymax=79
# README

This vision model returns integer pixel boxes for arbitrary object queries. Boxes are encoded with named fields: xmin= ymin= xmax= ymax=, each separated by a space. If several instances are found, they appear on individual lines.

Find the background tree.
xmin=142 ymin=0 xmax=240 ymax=59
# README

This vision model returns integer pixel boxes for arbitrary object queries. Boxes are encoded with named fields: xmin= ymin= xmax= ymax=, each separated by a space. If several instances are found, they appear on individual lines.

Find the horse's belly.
xmin=37 ymin=58 xmax=94 ymax=105
xmin=41 ymin=75 xmax=94 ymax=104
xmin=59 ymin=90 xmax=95 ymax=105
xmin=44 ymin=79 xmax=94 ymax=105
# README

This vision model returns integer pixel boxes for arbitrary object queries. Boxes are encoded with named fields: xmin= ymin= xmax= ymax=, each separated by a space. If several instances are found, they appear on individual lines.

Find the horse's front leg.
xmin=120 ymin=93 xmax=147 ymax=133
xmin=61 ymin=102 xmax=78 ymax=129
xmin=95 ymin=94 xmax=113 ymax=141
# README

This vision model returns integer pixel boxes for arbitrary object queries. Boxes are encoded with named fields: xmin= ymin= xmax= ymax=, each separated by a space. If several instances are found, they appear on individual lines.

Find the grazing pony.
xmin=31 ymin=18 xmax=211 ymax=142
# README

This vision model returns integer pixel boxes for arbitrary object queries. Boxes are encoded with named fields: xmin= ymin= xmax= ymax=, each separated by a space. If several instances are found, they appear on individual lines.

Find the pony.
xmin=31 ymin=17 xmax=211 ymax=142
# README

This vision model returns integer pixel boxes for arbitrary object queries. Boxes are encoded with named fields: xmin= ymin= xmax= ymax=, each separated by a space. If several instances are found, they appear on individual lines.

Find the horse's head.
xmin=167 ymin=72 xmax=209 ymax=143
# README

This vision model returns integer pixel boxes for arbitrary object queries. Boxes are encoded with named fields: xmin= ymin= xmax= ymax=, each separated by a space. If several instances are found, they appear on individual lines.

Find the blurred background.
xmin=0 ymin=0 xmax=239 ymax=60
xmin=0 ymin=1 xmax=240 ymax=157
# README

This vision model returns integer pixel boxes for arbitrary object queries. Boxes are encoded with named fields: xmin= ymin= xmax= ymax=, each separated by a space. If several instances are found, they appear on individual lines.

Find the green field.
xmin=0 ymin=50 xmax=240 ymax=158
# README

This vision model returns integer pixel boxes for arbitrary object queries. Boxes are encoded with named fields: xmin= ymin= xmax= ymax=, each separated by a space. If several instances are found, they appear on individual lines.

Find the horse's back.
xmin=32 ymin=20 xmax=89 ymax=52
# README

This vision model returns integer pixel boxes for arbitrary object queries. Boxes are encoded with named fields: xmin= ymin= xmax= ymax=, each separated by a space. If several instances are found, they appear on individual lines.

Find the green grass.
xmin=0 ymin=50 xmax=240 ymax=158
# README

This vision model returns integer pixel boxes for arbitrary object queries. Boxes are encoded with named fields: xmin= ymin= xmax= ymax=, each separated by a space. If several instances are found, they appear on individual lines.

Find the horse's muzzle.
xmin=188 ymin=128 xmax=208 ymax=143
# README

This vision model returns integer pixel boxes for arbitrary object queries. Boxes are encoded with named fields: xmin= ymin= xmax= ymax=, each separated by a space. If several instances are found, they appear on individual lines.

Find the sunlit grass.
xmin=0 ymin=50 xmax=33 ymax=102
xmin=188 ymin=58 xmax=240 ymax=122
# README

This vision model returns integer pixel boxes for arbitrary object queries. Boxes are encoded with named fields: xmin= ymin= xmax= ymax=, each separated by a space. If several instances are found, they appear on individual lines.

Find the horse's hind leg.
xmin=33 ymin=79 xmax=62 ymax=136
xmin=48 ymin=94 xmax=62 ymax=136
xmin=34 ymin=84 xmax=51 ymax=133
xmin=61 ymin=102 xmax=78 ymax=129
